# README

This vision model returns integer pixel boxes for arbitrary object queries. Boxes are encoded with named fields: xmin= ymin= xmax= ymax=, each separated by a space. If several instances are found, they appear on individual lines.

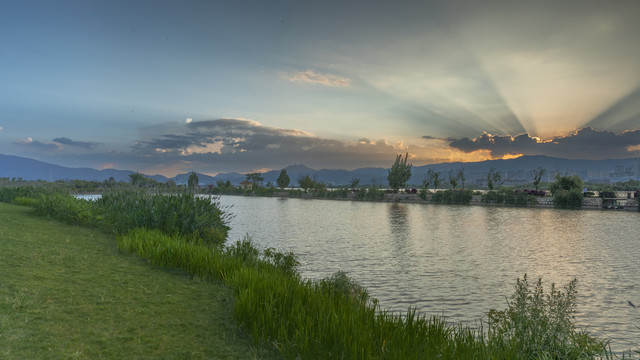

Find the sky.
xmin=1 ymin=0 xmax=640 ymax=177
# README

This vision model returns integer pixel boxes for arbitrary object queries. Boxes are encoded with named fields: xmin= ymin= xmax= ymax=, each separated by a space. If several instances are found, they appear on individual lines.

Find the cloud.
xmin=128 ymin=118 xmax=415 ymax=173
xmin=448 ymin=127 xmax=640 ymax=159
xmin=0 ymin=126 xmax=3 ymax=131
xmin=281 ymin=70 xmax=352 ymax=87
xmin=423 ymin=135 xmax=456 ymax=141
xmin=53 ymin=137 xmax=100 ymax=149
xmin=13 ymin=137 xmax=62 ymax=151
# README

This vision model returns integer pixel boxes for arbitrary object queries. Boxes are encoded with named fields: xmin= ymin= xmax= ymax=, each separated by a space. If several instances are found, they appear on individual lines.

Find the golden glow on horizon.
xmin=501 ymin=153 xmax=523 ymax=160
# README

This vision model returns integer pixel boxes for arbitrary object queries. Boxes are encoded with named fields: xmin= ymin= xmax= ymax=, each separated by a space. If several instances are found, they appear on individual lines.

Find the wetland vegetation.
xmin=1 ymin=181 xmax=632 ymax=358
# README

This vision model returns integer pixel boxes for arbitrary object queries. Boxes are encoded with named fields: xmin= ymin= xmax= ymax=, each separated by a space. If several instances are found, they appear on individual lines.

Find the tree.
xmin=387 ymin=152 xmax=412 ymax=193
xmin=350 ymin=177 xmax=360 ymax=190
xmin=448 ymin=169 xmax=458 ymax=190
xmin=277 ymin=169 xmax=290 ymax=190
xmin=429 ymin=169 xmax=442 ymax=192
xmin=246 ymin=172 xmax=264 ymax=188
xmin=457 ymin=167 xmax=466 ymax=190
xmin=487 ymin=168 xmax=502 ymax=191
xmin=549 ymin=174 xmax=584 ymax=194
xmin=129 ymin=172 xmax=158 ymax=188
xmin=187 ymin=171 xmax=199 ymax=190
xmin=550 ymin=174 xmax=584 ymax=209
xmin=532 ymin=167 xmax=546 ymax=191
xmin=421 ymin=176 xmax=431 ymax=192
xmin=298 ymin=174 xmax=315 ymax=192
xmin=129 ymin=172 xmax=146 ymax=186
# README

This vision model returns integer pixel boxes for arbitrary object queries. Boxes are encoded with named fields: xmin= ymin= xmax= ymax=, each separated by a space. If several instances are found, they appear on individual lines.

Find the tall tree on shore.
xmin=350 ymin=177 xmax=360 ymax=190
xmin=277 ymin=169 xmax=290 ymax=191
xmin=487 ymin=168 xmax=502 ymax=191
xmin=298 ymin=174 xmax=315 ymax=192
xmin=427 ymin=168 xmax=441 ymax=193
xmin=187 ymin=171 xmax=199 ymax=190
xmin=457 ymin=167 xmax=466 ymax=190
xmin=387 ymin=153 xmax=412 ymax=193
xmin=532 ymin=167 xmax=546 ymax=191
xmin=448 ymin=169 xmax=458 ymax=190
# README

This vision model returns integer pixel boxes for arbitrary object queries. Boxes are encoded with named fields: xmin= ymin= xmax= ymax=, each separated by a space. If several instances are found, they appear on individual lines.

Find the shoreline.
xmin=224 ymin=191 xmax=640 ymax=212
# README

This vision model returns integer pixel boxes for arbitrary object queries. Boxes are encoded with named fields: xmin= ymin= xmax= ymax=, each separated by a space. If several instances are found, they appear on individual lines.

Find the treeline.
xmin=0 ymin=173 xmax=180 ymax=193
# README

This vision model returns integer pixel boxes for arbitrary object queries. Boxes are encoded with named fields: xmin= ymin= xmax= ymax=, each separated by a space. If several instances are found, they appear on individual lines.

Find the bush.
xmin=487 ymin=275 xmax=607 ymax=358
xmin=325 ymin=188 xmax=349 ymax=199
xmin=553 ymin=188 xmax=583 ymax=210
xmin=96 ymin=189 xmax=229 ymax=246
xmin=355 ymin=187 xmax=385 ymax=201
xmin=32 ymin=193 xmax=96 ymax=226
xmin=482 ymin=189 xmax=537 ymax=206
xmin=0 ymin=185 xmax=64 ymax=203
xmin=319 ymin=270 xmax=369 ymax=304
xmin=431 ymin=190 xmax=472 ymax=204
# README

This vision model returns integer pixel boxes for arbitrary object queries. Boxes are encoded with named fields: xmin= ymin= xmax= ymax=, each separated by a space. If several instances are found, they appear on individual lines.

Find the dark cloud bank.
xmin=131 ymin=118 xmax=404 ymax=172
xmin=446 ymin=127 xmax=640 ymax=159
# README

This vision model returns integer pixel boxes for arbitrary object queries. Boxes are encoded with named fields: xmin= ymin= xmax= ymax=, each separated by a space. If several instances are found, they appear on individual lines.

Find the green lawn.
xmin=0 ymin=203 xmax=280 ymax=359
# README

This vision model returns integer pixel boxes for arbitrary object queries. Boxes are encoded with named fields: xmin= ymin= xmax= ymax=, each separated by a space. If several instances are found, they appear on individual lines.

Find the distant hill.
xmin=0 ymin=154 xmax=152 ymax=182
xmin=211 ymin=155 xmax=639 ymax=187
xmin=1 ymin=153 xmax=638 ymax=187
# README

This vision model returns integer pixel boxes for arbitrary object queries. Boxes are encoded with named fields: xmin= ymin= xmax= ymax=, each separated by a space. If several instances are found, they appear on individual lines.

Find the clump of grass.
xmin=0 ymin=185 xmax=64 ymax=203
xmin=97 ymin=189 xmax=230 ymax=246
xmin=8 ymin=187 xmax=231 ymax=247
xmin=11 ymin=196 xmax=38 ymax=207
xmin=32 ymin=192 xmax=96 ymax=226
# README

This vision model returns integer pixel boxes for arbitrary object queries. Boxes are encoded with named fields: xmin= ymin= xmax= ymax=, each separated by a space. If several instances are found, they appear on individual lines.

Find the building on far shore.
xmin=240 ymin=180 xmax=253 ymax=190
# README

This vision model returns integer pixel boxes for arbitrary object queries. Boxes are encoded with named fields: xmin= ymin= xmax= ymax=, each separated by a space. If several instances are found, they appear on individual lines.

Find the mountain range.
xmin=1 ymin=153 xmax=638 ymax=187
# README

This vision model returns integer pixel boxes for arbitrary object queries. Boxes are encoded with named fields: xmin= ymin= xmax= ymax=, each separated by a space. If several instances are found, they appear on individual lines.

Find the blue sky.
xmin=1 ymin=0 xmax=640 ymax=176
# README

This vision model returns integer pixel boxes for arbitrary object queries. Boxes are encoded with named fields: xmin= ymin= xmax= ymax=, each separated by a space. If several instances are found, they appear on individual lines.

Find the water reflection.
xmin=387 ymin=203 xmax=412 ymax=274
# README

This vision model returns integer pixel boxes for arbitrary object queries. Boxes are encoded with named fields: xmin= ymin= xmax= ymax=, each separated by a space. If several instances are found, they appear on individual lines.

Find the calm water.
xmin=217 ymin=195 xmax=640 ymax=352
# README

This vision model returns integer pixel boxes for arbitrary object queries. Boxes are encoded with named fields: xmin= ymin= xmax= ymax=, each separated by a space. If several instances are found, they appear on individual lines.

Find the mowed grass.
xmin=0 ymin=203 xmax=281 ymax=359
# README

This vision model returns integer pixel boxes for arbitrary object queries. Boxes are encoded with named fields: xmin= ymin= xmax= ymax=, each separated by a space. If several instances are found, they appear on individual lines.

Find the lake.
xmin=217 ymin=195 xmax=640 ymax=353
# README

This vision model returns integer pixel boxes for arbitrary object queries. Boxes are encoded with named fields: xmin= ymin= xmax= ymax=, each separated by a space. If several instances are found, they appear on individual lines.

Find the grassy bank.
xmin=0 ymin=202 xmax=280 ymax=359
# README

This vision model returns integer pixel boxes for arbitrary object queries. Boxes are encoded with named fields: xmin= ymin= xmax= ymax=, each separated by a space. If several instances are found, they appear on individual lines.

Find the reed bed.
xmin=117 ymin=228 xmax=612 ymax=359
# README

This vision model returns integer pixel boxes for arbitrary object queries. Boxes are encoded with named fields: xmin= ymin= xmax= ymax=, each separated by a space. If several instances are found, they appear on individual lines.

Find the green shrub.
xmin=325 ymin=188 xmax=349 ymax=199
xmin=263 ymin=247 xmax=300 ymax=278
xmin=482 ymin=190 xmax=536 ymax=206
xmin=431 ymin=189 xmax=472 ymax=204
xmin=32 ymin=193 xmax=96 ymax=226
xmin=418 ymin=189 xmax=429 ymax=200
xmin=12 ymin=196 xmax=38 ymax=207
xmin=319 ymin=270 xmax=369 ymax=304
xmin=96 ymin=189 xmax=229 ymax=245
xmin=553 ymin=188 xmax=583 ymax=210
xmin=0 ymin=185 xmax=63 ymax=203
xmin=487 ymin=275 xmax=607 ymax=358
